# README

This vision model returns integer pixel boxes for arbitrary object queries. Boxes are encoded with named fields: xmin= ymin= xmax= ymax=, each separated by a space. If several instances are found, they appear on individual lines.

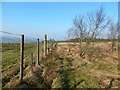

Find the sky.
xmin=1 ymin=0 xmax=119 ymax=2
xmin=1 ymin=2 xmax=118 ymax=40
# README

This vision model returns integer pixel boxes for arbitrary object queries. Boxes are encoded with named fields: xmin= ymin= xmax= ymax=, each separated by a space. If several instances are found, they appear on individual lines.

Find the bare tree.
xmin=70 ymin=15 xmax=87 ymax=56
xmin=86 ymin=6 xmax=111 ymax=44
xmin=67 ymin=6 xmax=111 ymax=56
xmin=108 ymin=22 xmax=118 ymax=51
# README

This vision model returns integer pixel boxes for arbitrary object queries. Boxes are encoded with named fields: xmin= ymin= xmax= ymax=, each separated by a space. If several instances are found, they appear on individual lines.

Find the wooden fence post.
xmin=41 ymin=49 xmax=43 ymax=62
xmin=49 ymin=39 xmax=52 ymax=53
xmin=19 ymin=34 xmax=24 ymax=82
xmin=44 ymin=35 xmax=47 ymax=57
xmin=47 ymin=40 xmax=49 ymax=54
xmin=31 ymin=53 xmax=33 ymax=72
xmin=37 ymin=38 xmax=39 ymax=65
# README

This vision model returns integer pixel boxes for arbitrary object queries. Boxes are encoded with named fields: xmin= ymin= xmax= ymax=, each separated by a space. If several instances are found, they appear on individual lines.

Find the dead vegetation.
xmin=57 ymin=42 xmax=119 ymax=88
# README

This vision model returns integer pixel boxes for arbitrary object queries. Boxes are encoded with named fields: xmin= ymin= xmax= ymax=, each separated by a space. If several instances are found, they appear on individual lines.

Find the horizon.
xmin=1 ymin=2 xmax=118 ymax=40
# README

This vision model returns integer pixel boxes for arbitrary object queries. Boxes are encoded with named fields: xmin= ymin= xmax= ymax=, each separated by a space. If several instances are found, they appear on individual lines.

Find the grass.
xmin=2 ymin=42 xmax=44 ymax=87
xmin=2 ymin=43 xmax=43 ymax=70
xmin=59 ymin=68 xmax=76 ymax=88
xmin=55 ymin=42 xmax=119 ymax=88
xmin=53 ymin=55 xmax=101 ymax=88
xmin=2 ymin=42 xmax=119 ymax=88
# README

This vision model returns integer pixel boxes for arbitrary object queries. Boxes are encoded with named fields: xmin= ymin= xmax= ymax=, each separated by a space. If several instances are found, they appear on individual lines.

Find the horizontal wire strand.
xmin=0 ymin=31 xmax=21 ymax=36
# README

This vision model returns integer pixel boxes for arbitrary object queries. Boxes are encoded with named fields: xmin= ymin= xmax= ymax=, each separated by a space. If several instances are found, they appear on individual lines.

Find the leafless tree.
xmin=108 ymin=22 xmax=118 ymax=51
xmin=74 ymin=15 xmax=86 ymax=55
xmin=69 ymin=15 xmax=87 ymax=56
xmin=67 ymin=6 xmax=111 ymax=56
xmin=86 ymin=6 xmax=111 ymax=44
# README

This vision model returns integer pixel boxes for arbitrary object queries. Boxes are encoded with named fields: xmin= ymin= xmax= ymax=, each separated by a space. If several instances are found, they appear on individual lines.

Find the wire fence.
xmin=1 ymin=31 xmax=45 ymax=72
xmin=1 ymin=31 xmax=56 ymax=87
xmin=1 ymin=31 xmax=20 ymax=71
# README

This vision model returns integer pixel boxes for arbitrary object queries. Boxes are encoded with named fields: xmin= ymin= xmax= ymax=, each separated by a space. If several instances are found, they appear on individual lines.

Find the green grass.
xmin=2 ymin=43 xmax=44 ymax=70
xmin=74 ymin=63 xmax=100 ymax=88
xmin=94 ymin=61 xmax=118 ymax=74
xmin=2 ymin=43 xmax=44 ymax=87
xmin=54 ymin=56 xmax=101 ymax=88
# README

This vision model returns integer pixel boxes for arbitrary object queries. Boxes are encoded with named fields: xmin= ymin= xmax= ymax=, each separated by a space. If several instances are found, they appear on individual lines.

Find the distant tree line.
xmin=65 ymin=38 xmax=118 ymax=42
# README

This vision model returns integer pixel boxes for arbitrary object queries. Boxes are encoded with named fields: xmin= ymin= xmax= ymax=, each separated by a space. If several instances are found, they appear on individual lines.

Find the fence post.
xmin=47 ymin=40 xmax=49 ymax=54
xmin=37 ymin=38 xmax=39 ymax=65
xmin=44 ymin=35 xmax=47 ymax=57
xmin=31 ymin=53 xmax=33 ymax=72
xmin=41 ymin=49 xmax=43 ymax=61
xmin=19 ymin=34 xmax=24 ymax=82
xmin=49 ymin=39 xmax=51 ymax=53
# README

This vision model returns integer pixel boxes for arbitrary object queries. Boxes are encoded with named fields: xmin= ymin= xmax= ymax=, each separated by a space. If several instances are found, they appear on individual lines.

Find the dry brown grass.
xmin=56 ymin=41 xmax=119 ymax=88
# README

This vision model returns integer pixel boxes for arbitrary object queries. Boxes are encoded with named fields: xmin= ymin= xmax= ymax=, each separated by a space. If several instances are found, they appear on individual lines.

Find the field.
xmin=2 ymin=41 xmax=120 ymax=88
xmin=2 ymin=43 xmax=44 ymax=87
xmin=55 ymin=42 xmax=119 ymax=88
